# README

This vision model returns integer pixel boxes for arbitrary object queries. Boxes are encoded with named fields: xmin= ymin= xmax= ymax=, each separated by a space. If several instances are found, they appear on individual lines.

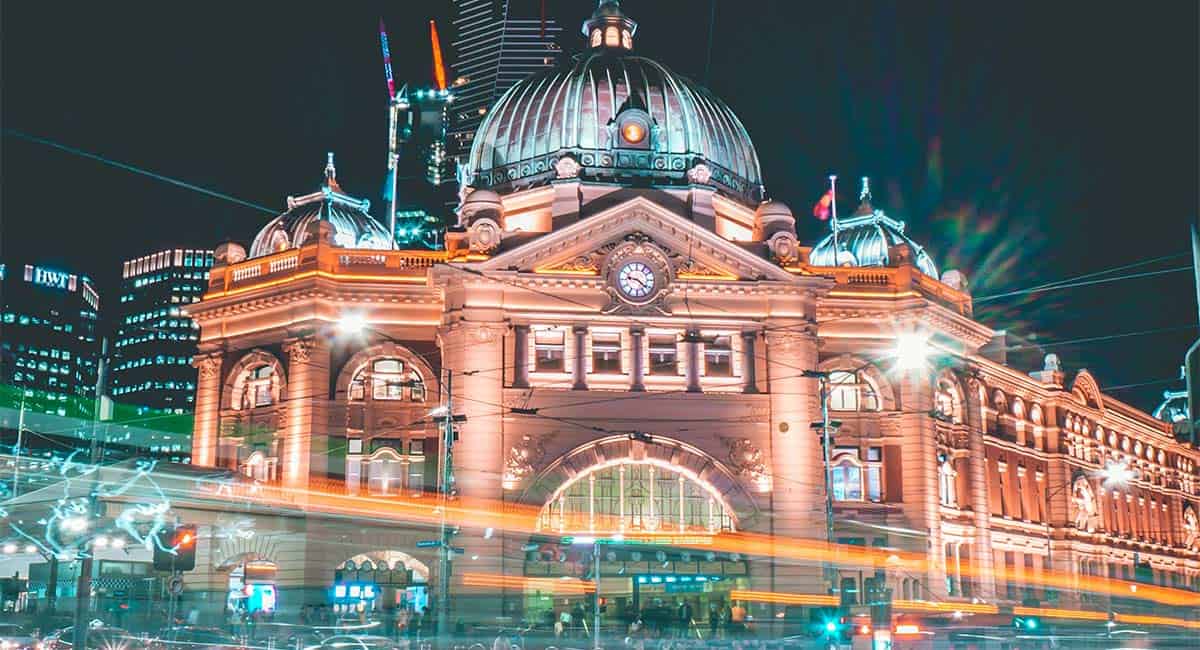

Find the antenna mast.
xmin=379 ymin=18 xmax=400 ymax=248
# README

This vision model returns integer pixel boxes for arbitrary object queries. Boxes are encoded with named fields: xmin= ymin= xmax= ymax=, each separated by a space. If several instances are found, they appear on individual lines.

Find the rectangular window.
xmin=703 ymin=335 xmax=733 ymax=376
xmin=591 ymin=332 xmax=622 ymax=374
xmin=997 ymin=463 xmax=1009 ymax=517
xmin=1005 ymin=551 xmax=1017 ymax=600
xmin=1015 ymin=466 xmax=1028 ymax=520
xmin=648 ymin=334 xmax=678 ymax=376
xmin=534 ymin=330 xmax=565 ymax=373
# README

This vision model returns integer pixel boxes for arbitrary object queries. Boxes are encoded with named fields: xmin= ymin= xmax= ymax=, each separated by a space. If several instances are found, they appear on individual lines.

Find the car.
xmin=148 ymin=627 xmax=242 ymax=650
xmin=316 ymin=635 xmax=406 ymax=650
xmin=0 ymin=624 xmax=37 ymax=650
xmin=39 ymin=625 xmax=144 ymax=650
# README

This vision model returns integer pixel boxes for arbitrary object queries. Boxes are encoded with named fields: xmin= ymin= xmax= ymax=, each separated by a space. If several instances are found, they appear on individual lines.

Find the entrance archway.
xmin=332 ymin=551 xmax=430 ymax=620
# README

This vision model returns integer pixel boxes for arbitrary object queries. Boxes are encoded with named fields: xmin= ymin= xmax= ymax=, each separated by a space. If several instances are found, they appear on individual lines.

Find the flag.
xmin=812 ymin=188 xmax=834 ymax=220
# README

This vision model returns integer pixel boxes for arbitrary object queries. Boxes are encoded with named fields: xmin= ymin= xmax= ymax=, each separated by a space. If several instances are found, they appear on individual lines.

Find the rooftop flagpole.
xmin=829 ymin=175 xmax=839 ymax=265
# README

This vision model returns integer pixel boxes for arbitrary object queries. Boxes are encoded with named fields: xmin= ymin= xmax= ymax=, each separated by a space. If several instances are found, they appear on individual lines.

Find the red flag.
xmin=812 ymin=188 xmax=834 ymax=220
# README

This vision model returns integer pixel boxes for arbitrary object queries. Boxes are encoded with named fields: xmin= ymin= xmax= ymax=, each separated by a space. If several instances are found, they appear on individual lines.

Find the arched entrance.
xmin=331 ymin=551 xmax=430 ymax=624
xmin=218 ymin=554 xmax=279 ymax=618
xmin=517 ymin=438 xmax=756 ymax=640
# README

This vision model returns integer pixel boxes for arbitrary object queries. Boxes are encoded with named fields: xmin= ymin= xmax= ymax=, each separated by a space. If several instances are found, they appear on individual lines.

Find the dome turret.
xmin=463 ymin=2 xmax=763 ymax=206
xmin=808 ymin=177 xmax=939 ymax=277
xmin=249 ymin=153 xmax=393 ymax=259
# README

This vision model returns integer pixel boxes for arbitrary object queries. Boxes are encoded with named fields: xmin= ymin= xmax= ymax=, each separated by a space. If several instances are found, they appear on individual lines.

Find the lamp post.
xmin=568 ymin=535 xmax=623 ymax=650
xmin=802 ymin=335 xmax=932 ymax=599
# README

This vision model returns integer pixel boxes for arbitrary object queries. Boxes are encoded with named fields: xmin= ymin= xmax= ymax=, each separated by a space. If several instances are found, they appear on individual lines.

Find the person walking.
xmin=676 ymin=599 xmax=692 ymax=639
xmin=707 ymin=602 xmax=719 ymax=640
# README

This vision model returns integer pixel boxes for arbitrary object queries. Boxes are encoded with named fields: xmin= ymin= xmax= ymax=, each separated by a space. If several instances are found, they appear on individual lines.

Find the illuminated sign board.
xmin=24 ymin=265 xmax=76 ymax=291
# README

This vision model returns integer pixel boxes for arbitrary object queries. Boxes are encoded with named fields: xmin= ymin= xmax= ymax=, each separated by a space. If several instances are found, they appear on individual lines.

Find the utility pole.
xmin=818 ymin=374 xmax=836 ymax=594
xmin=436 ymin=369 xmax=454 ymax=641
xmin=13 ymin=391 xmax=25 ymax=499
xmin=72 ymin=337 xmax=108 ymax=650
xmin=592 ymin=539 xmax=601 ymax=650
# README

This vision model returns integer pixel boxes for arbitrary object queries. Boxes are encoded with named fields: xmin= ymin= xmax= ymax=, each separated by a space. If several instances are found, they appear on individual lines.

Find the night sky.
xmin=2 ymin=1 xmax=1196 ymax=411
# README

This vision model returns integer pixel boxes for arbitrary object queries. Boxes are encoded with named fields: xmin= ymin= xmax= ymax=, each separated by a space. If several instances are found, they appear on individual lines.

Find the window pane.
xmin=845 ymin=465 xmax=863 ymax=500
xmin=649 ymin=335 xmax=677 ymax=376
xmin=867 ymin=466 xmax=881 ymax=501
xmin=535 ymin=330 xmax=565 ymax=372
xmin=704 ymin=335 xmax=732 ymax=376
xmin=373 ymin=359 xmax=402 ymax=373
xmin=592 ymin=332 xmax=621 ymax=374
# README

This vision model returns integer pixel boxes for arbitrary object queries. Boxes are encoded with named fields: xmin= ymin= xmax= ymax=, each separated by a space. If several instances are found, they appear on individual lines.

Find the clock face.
xmin=617 ymin=261 xmax=656 ymax=300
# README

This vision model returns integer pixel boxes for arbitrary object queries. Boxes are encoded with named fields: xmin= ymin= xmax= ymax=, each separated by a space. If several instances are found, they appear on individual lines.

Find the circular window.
xmin=621 ymin=121 xmax=647 ymax=144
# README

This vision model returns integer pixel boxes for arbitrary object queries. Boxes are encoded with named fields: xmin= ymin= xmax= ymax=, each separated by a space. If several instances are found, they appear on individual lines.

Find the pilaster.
xmin=191 ymin=353 xmax=223 ymax=467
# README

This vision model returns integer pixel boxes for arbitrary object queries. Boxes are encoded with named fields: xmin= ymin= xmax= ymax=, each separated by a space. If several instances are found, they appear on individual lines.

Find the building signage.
xmin=25 ymin=265 xmax=76 ymax=291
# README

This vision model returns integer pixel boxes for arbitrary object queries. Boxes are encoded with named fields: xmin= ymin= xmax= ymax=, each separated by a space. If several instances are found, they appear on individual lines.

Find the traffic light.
xmin=153 ymin=524 xmax=197 ymax=572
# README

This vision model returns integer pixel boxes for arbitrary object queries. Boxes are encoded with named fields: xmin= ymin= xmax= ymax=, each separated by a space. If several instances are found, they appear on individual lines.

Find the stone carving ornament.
xmin=1184 ymin=506 xmax=1199 ymax=550
xmin=502 ymin=435 xmax=545 ymax=490
xmin=1070 ymin=476 xmax=1099 ymax=532
xmin=727 ymin=438 xmax=771 ymax=492
xmin=468 ymin=217 xmax=503 ymax=255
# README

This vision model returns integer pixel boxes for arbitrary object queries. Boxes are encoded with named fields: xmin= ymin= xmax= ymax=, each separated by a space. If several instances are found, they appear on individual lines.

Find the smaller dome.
xmin=249 ymin=153 xmax=392 ymax=259
xmin=808 ymin=178 xmax=938 ymax=277
xmin=755 ymin=200 xmax=794 ymax=223
xmin=1153 ymin=390 xmax=1187 ymax=424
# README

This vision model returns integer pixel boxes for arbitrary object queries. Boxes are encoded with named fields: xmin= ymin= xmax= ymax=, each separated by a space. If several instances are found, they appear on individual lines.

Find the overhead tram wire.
xmin=3 ymin=130 xmax=276 ymax=215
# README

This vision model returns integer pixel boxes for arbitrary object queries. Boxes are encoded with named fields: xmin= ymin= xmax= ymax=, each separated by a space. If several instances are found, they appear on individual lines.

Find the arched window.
xmin=828 ymin=370 xmax=880 ymax=411
xmin=367 ymin=449 xmax=405 ymax=496
xmin=349 ymin=358 xmax=425 ymax=402
xmin=537 ymin=460 xmax=734 ymax=534
xmin=621 ymin=29 xmax=632 ymax=49
xmin=239 ymin=365 xmax=278 ymax=409
xmin=939 ymin=460 xmax=958 ymax=507
xmin=241 ymin=450 xmax=277 ymax=482
xmin=604 ymin=26 xmax=620 ymax=47
xmin=831 ymin=448 xmax=883 ymax=502
xmin=591 ymin=29 xmax=602 ymax=47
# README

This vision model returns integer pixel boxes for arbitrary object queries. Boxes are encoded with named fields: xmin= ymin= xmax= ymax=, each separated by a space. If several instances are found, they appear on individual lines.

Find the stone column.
xmin=572 ymin=324 xmax=588 ymax=390
xmin=897 ymin=368 xmax=946 ymax=599
xmin=686 ymin=329 xmax=702 ymax=393
xmin=741 ymin=330 xmax=759 ymax=394
xmin=191 ymin=353 xmax=223 ymax=467
xmin=512 ymin=325 xmax=530 ymax=388
xmin=439 ymin=319 xmax=507 ymax=625
xmin=964 ymin=377 xmax=998 ymax=599
xmin=630 ymin=327 xmax=646 ymax=392
xmin=282 ymin=336 xmax=330 ymax=488
xmin=764 ymin=324 xmax=824 ymax=596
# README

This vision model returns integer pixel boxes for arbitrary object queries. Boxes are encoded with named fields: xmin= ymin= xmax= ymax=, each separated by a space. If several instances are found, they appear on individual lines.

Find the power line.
xmin=3 ymin=129 xmax=276 ymax=215
xmin=977 ymin=264 xmax=1192 ymax=303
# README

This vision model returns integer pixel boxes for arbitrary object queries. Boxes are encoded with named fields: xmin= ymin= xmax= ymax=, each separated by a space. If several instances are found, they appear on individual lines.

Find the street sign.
xmin=521 ymin=543 xmax=540 ymax=552
xmin=416 ymin=540 xmax=442 ymax=548
xmin=168 ymin=576 xmax=184 ymax=596
xmin=449 ymin=547 xmax=465 ymax=555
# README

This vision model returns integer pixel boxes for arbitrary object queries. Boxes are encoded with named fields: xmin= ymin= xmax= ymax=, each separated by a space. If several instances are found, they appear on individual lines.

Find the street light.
xmin=805 ymin=333 xmax=934 ymax=596
xmin=1099 ymin=461 xmax=1137 ymax=487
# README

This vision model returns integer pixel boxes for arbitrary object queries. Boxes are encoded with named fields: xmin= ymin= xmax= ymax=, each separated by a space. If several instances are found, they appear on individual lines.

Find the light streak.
xmin=429 ymin=21 xmax=447 ymax=92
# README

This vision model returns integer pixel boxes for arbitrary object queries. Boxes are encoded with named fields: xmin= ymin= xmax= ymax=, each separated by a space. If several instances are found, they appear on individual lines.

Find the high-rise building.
xmin=0 ymin=261 xmax=101 ymax=418
xmin=449 ymin=0 xmax=563 ymax=161
xmin=111 ymin=248 xmax=213 ymax=413
xmin=388 ymin=87 xmax=457 ymax=248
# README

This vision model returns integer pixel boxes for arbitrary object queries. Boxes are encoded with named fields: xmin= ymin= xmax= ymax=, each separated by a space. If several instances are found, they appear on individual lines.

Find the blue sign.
xmin=29 ymin=266 xmax=73 ymax=291
xmin=416 ymin=540 xmax=442 ymax=548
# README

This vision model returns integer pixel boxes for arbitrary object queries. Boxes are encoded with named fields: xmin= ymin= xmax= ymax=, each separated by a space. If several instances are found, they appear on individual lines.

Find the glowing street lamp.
xmin=24 ymin=544 xmax=37 ymax=554
xmin=60 ymin=516 xmax=89 ymax=534
xmin=1100 ymin=461 xmax=1137 ymax=486
xmin=894 ymin=333 xmax=931 ymax=372
xmin=2 ymin=543 xmax=16 ymax=554
xmin=336 ymin=312 xmax=369 ymax=337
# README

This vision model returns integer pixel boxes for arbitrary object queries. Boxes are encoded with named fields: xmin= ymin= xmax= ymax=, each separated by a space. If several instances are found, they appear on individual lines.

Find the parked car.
xmin=0 ymin=624 xmax=38 ymax=650
xmin=39 ymin=625 xmax=144 ymax=650
xmin=317 ymin=635 xmax=405 ymax=650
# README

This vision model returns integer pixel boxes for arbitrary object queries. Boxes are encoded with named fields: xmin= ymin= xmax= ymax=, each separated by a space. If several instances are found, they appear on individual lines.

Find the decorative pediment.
xmin=474 ymin=196 xmax=797 ymax=283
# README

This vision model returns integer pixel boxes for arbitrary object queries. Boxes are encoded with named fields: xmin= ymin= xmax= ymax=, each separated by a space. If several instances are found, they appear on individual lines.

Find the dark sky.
xmin=2 ymin=1 xmax=1196 ymax=411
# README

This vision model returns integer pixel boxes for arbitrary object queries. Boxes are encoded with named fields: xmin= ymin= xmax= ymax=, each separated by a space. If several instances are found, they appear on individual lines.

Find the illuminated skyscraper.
xmin=111 ymin=248 xmax=213 ymax=413
xmin=449 ymin=0 xmax=563 ymax=160
xmin=0 ymin=260 xmax=101 ymax=418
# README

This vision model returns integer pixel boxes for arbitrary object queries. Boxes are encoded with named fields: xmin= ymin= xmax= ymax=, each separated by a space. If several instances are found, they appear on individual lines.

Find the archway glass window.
xmin=350 ymin=359 xmax=424 ymax=402
xmin=244 ymin=365 xmax=276 ymax=408
xmin=828 ymin=371 xmax=880 ymax=411
xmin=537 ymin=461 xmax=733 ymax=535
xmin=831 ymin=448 xmax=883 ymax=502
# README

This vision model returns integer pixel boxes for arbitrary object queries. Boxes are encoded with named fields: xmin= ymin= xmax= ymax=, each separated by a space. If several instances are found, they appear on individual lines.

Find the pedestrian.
xmin=676 ymin=599 xmax=692 ymax=639
xmin=707 ymin=602 xmax=719 ymax=640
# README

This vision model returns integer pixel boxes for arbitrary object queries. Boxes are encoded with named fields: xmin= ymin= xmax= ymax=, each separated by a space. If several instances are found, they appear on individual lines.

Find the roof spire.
xmin=854 ymin=176 xmax=875 ymax=217
xmin=324 ymin=152 xmax=342 ymax=192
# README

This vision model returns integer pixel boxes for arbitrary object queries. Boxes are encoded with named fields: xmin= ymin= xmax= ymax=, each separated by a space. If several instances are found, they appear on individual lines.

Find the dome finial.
xmin=583 ymin=0 xmax=637 ymax=50
xmin=324 ymin=152 xmax=342 ymax=192
xmin=854 ymin=176 xmax=875 ymax=217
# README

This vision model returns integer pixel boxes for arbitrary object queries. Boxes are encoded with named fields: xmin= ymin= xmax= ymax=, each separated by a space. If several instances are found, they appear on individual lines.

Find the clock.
xmin=617 ymin=261 xmax=656 ymax=300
